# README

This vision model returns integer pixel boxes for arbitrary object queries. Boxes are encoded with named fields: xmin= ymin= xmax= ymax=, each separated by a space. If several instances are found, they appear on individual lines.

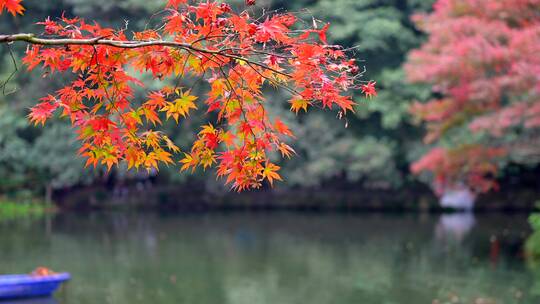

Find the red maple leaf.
xmin=0 ymin=0 xmax=24 ymax=16
xmin=361 ymin=81 xmax=377 ymax=98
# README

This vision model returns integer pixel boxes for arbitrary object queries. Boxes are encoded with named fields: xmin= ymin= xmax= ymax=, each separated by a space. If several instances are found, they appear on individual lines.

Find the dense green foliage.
xmin=527 ymin=205 xmax=540 ymax=261
xmin=278 ymin=0 xmax=433 ymax=188
xmin=0 ymin=199 xmax=49 ymax=220
xmin=526 ymin=205 xmax=540 ymax=298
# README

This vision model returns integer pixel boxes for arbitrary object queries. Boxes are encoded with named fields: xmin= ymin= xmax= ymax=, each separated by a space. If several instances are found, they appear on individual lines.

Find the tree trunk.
xmin=45 ymin=183 xmax=53 ymax=204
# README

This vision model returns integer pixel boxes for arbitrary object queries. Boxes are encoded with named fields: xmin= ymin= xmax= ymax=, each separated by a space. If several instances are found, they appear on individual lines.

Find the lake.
xmin=0 ymin=212 xmax=537 ymax=304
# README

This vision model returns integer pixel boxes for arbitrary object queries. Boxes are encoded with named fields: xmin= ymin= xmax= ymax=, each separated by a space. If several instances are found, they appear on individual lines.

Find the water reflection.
xmin=435 ymin=213 xmax=476 ymax=242
xmin=1 ymin=298 xmax=58 ymax=304
xmin=0 ymin=212 xmax=534 ymax=304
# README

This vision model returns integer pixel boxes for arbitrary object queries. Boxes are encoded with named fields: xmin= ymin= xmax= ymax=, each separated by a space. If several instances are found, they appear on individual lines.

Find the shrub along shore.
xmin=0 ymin=199 xmax=53 ymax=221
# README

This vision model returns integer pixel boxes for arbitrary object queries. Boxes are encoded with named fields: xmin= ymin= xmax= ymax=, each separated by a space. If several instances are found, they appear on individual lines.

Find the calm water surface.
xmin=0 ymin=212 xmax=537 ymax=304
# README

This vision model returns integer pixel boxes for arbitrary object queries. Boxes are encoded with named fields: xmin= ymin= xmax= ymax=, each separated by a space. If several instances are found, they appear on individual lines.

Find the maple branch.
xmin=0 ymin=43 xmax=18 ymax=95
xmin=0 ymin=33 xmax=292 ymax=78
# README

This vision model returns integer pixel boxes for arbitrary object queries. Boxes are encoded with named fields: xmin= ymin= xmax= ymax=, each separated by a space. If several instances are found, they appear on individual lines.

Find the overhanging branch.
xmin=0 ymin=33 xmax=291 ymax=78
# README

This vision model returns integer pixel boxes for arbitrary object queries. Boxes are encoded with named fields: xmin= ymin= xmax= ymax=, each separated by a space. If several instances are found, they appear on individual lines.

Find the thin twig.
xmin=1 ymin=44 xmax=19 ymax=95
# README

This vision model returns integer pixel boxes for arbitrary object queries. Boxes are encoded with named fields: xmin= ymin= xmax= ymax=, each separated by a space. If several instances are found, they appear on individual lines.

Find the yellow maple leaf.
xmin=179 ymin=153 xmax=198 ymax=172
xmin=290 ymin=98 xmax=309 ymax=114
xmin=161 ymin=90 xmax=198 ymax=123
xmin=262 ymin=163 xmax=282 ymax=186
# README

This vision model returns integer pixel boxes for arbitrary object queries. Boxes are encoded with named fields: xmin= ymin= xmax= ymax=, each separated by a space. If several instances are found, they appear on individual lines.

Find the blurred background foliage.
xmin=0 ymin=0 xmax=538 ymax=204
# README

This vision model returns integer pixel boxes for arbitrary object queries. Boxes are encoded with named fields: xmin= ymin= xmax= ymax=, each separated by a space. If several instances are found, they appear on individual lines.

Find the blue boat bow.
xmin=0 ymin=273 xmax=70 ymax=300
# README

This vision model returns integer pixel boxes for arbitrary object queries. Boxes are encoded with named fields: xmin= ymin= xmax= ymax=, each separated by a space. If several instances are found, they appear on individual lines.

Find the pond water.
xmin=0 ymin=212 xmax=538 ymax=304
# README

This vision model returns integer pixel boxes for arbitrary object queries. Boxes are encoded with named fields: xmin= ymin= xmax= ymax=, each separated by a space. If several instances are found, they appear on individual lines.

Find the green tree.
xmin=268 ymin=0 xmax=434 ymax=189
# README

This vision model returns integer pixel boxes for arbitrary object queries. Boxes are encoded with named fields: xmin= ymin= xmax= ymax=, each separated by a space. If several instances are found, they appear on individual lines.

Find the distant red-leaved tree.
xmin=0 ymin=0 xmax=375 ymax=191
xmin=406 ymin=0 xmax=540 ymax=192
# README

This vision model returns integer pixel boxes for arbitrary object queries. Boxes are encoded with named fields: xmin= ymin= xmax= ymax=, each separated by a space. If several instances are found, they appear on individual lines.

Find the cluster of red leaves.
xmin=406 ymin=0 xmax=540 ymax=192
xmin=0 ymin=0 xmax=24 ymax=16
xmin=12 ymin=0 xmax=374 ymax=191
xmin=411 ymin=145 xmax=506 ymax=193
